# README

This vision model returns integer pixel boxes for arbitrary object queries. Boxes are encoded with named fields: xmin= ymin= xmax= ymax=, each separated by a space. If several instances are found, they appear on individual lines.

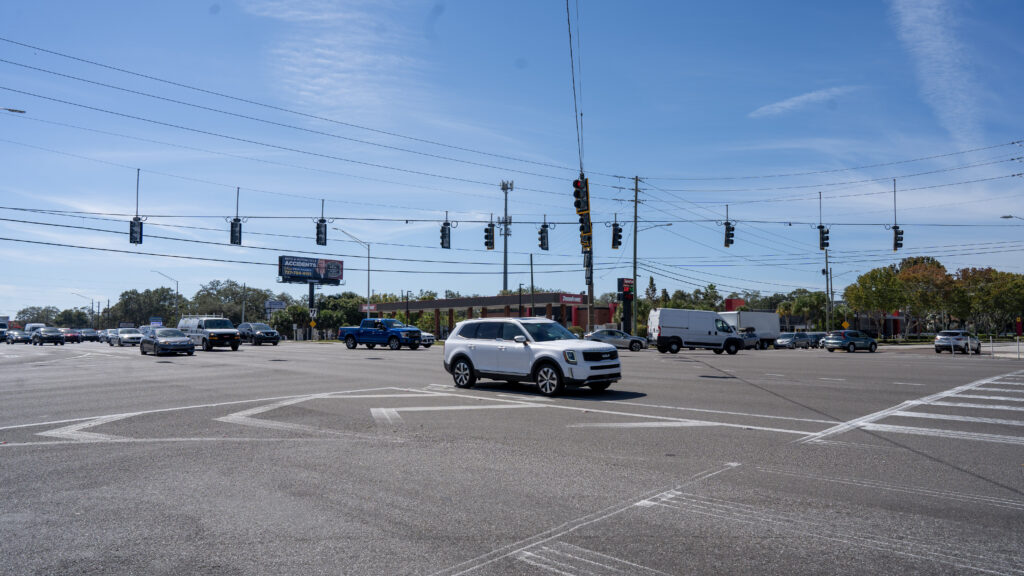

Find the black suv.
xmin=237 ymin=322 xmax=280 ymax=346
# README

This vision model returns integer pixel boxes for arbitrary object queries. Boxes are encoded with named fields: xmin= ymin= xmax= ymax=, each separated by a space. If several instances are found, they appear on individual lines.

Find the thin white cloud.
xmin=891 ymin=0 xmax=981 ymax=146
xmin=749 ymin=87 xmax=860 ymax=118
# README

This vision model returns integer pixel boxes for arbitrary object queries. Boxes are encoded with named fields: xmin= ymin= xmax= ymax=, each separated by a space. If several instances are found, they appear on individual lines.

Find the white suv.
xmin=442 ymin=318 xmax=621 ymax=396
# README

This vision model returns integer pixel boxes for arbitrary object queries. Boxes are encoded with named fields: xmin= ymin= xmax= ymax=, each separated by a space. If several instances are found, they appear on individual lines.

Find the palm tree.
xmin=776 ymin=301 xmax=793 ymax=331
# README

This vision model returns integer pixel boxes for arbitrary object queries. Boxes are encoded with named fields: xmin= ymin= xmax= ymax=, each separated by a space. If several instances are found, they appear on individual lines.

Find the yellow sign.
xmin=841 ymin=321 xmax=850 ymax=329
xmin=309 ymin=320 xmax=317 ymax=328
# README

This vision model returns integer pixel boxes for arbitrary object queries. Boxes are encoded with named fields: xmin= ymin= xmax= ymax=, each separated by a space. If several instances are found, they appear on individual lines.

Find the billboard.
xmin=278 ymin=256 xmax=343 ymax=285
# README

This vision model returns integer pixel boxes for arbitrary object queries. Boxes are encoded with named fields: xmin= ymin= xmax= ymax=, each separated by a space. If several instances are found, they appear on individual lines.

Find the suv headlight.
xmin=563 ymin=350 xmax=578 ymax=364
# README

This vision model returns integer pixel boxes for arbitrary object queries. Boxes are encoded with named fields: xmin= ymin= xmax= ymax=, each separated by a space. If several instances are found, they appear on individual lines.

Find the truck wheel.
xmin=656 ymin=345 xmax=667 ymax=354
xmin=629 ymin=341 xmax=642 ymax=352
xmin=203 ymin=339 xmax=213 ymax=351
xmin=408 ymin=343 xmax=420 ymax=350
xmin=668 ymin=341 xmax=681 ymax=354
xmin=725 ymin=342 xmax=739 ymax=355
xmin=230 ymin=342 xmax=240 ymax=351
xmin=388 ymin=337 xmax=401 ymax=350
xmin=535 ymin=363 xmax=564 ymax=397
xmin=713 ymin=349 xmax=724 ymax=355
xmin=345 ymin=336 xmax=357 ymax=349
xmin=423 ymin=344 xmax=432 ymax=349
xmin=366 ymin=343 xmax=376 ymax=349
xmin=452 ymin=357 xmax=475 ymax=388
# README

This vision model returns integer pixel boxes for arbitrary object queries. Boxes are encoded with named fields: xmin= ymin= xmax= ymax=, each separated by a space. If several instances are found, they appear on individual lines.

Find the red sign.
xmin=560 ymin=294 xmax=585 ymax=305
xmin=1016 ymin=317 xmax=1022 ymax=337
xmin=360 ymin=304 xmax=378 ymax=312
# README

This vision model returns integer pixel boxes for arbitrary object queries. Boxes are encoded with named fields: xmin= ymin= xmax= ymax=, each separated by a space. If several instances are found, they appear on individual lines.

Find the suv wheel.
xmin=345 ymin=336 xmax=357 ymax=349
xmin=847 ymin=343 xmax=856 ymax=353
xmin=408 ymin=343 xmax=420 ymax=350
xmin=869 ymin=342 xmax=877 ymax=353
xmin=451 ymin=357 xmax=475 ymax=388
xmin=629 ymin=341 xmax=642 ymax=352
xmin=535 ymin=363 xmax=564 ymax=397
xmin=590 ymin=382 xmax=611 ymax=392
xmin=388 ymin=337 xmax=401 ymax=350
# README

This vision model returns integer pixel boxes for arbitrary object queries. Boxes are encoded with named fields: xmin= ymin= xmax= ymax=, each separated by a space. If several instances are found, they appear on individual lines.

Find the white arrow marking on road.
xmin=37 ymin=414 xmax=132 ymax=442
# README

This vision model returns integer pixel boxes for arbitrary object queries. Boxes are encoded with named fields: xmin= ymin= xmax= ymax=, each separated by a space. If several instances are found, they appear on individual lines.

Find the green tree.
xmin=53 ymin=307 xmax=90 ymax=328
xmin=191 ymin=280 xmax=276 ymax=325
xmin=645 ymin=276 xmax=658 ymax=302
xmin=775 ymin=301 xmax=793 ymax=331
xmin=16 ymin=306 xmax=60 ymax=324
xmin=844 ymin=266 xmax=904 ymax=336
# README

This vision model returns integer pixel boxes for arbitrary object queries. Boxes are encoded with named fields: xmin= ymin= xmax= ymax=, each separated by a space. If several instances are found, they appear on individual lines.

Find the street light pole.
xmin=151 ymin=270 xmax=179 ymax=320
xmin=335 ymin=227 xmax=371 ymax=318
xmin=634 ymin=221 xmax=672 ymax=334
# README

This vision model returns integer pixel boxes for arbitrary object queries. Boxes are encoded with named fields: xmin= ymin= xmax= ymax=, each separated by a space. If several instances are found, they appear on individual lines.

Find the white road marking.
xmin=931 ymin=401 xmax=1024 ymax=412
xmin=36 ymin=414 xmax=132 ymax=442
xmin=515 ymin=542 xmax=672 ymax=575
xmin=974 ymin=387 xmax=1024 ymax=394
xmin=764 ymin=373 xmax=786 ymax=377
xmin=371 ymin=408 xmax=403 ymax=426
xmin=569 ymin=421 xmax=811 ymax=435
xmin=429 ymin=464 xmax=739 ymax=576
xmin=819 ymin=377 xmax=846 ymax=381
xmin=757 ymin=466 xmax=1024 ymax=510
xmin=893 ymin=382 xmax=925 ymax=386
xmin=606 ymin=400 xmax=838 ymax=424
xmin=953 ymin=394 xmax=1024 ymax=403
xmin=892 ymin=410 xmax=1024 ymax=427
xmin=862 ymin=423 xmax=1024 ymax=446
xmin=797 ymin=370 xmax=1024 ymax=444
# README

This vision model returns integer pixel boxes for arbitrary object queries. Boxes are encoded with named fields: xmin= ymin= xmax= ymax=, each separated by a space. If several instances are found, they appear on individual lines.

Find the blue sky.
xmin=1 ymin=0 xmax=1023 ymax=317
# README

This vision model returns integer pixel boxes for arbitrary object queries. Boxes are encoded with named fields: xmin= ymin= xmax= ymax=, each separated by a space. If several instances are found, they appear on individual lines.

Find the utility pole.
xmin=241 ymin=283 xmax=247 ymax=324
xmin=824 ymin=250 xmax=831 ymax=331
xmin=500 ymin=180 xmax=513 ymax=292
xmin=632 ymin=176 xmax=639 ymax=335
xmin=530 ymin=254 xmax=535 ymax=316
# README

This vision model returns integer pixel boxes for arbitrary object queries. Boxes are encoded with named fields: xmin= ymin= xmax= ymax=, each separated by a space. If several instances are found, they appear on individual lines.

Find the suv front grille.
xmin=583 ymin=350 xmax=618 ymax=362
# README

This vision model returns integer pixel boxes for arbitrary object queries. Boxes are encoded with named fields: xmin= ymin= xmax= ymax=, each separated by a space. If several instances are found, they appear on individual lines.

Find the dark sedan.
xmin=237 ymin=322 xmax=281 ymax=346
xmin=78 ymin=328 xmax=100 ymax=342
xmin=6 ymin=329 xmax=32 ymax=344
xmin=59 ymin=328 xmax=82 ymax=343
xmin=140 ymin=328 xmax=195 ymax=356
xmin=32 ymin=327 xmax=65 ymax=346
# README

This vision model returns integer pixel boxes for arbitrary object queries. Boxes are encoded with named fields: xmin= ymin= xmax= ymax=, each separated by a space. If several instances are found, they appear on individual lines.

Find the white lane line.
xmin=392 ymin=404 xmax=543 ymax=412
xmin=516 ymin=542 xmax=671 ymax=576
xmin=819 ymin=377 xmax=846 ymax=381
xmin=891 ymin=410 xmax=1024 ymax=427
xmin=36 ymin=414 xmax=132 ymax=442
xmin=893 ymin=382 xmax=925 ymax=386
xmin=953 ymin=394 xmax=1024 ymax=403
xmin=931 ymin=401 xmax=1024 ymax=412
xmin=763 ymin=373 xmax=786 ymax=377
xmin=429 ymin=464 xmax=739 ymax=576
xmin=757 ymin=466 xmax=1024 ymax=510
xmin=974 ymin=387 xmax=1024 ymax=394
xmin=862 ymin=423 xmax=1024 ymax=446
xmin=796 ymin=370 xmax=1023 ymax=444
xmin=498 ymin=394 xmax=554 ymax=402
xmin=569 ymin=421 xmax=811 ymax=435
xmin=217 ymin=390 xmax=405 ymax=441
xmin=603 ymin=400 xmax=838 ymax=424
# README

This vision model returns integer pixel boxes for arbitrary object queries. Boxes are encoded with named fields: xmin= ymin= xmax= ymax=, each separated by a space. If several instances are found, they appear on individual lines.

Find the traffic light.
xmin=129 ymin=217 xmax=143 ymax=244
xmin=579 ymin=215 xmax=592 ymax=237
xmin=316 ymin=218 xmax=327 ymax=245
xmin=230 ymin=218 xmax=242 ymax=245
xmin=611 ymin=222 xmax=623 ymax=249
xmin=893 ymin=226 xmax=903 ymax=251
xmin=440 ymin=221 xmax=451 ymax=249
xmin=818 ymin=225 xmax=829 ymax=250
xmin=573 ymin=177 xmax=589 ymax=215
xmin=538 ymin=224 xmax=549 ymax=250
xmin=724 ymin=221 xmax=735 ymax=247
xmin=484 ymin=223 xmax=495 ymax=250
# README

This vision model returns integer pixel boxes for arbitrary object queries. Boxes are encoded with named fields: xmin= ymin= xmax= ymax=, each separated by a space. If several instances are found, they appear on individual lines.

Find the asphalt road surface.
xmin=2 ymin=341 xmax=1022 ymax=575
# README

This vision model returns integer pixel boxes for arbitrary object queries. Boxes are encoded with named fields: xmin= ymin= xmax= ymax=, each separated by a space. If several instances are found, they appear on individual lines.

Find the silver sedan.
xmin=584 ymin=329 xmax=647 ymax=352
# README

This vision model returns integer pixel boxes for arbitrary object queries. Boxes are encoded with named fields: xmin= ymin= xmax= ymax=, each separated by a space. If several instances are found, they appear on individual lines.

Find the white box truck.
xmin=718 ymin=311 xmax=780 ymax=349
xmin=648 ymin=308 xmax=746 ymax=355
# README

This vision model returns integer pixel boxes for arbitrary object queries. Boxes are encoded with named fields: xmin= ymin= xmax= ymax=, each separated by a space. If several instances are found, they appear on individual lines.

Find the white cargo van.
xmin=718 ymin=311 xmax=780 ymax=349
xmin=648 ymin=308 xmax=745 ymax=355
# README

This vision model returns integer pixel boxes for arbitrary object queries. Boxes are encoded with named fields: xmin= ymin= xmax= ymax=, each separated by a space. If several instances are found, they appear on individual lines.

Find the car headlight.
xmin=563 ymin=350 xmax=578 ymax=364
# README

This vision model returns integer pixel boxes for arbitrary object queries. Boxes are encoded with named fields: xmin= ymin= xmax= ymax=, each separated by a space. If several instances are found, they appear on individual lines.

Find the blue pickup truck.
xmin=338 ymin=318 xmax=423 ymax=350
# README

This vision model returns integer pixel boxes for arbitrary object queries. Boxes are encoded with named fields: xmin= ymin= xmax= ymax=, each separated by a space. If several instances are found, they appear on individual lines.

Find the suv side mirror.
xmin=514 ymin=335 xmax=527 ymax=344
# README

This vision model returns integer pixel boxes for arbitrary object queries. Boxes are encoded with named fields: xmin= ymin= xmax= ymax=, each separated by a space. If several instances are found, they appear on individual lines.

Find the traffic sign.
xmin=309 ymin=320 xmax=317 ymax=328
xmin=310 ymin=308 xmax=318 ymax=319
xmin=841 ymin=321 xmax=850 ymax=329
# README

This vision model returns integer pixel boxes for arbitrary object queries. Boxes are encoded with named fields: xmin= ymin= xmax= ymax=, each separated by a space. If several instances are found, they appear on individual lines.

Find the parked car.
xmin=78 ymin=328 xmax=100 ymax=342
xmin=443 ymin=317 xmax=620 ymax=396
xmin=237 ymin=322 xmax=281 ymax=346
xmin=584 ymin=328 xmax=647 ymax=352
xmin=822 ymin=330 xmax=877 ymax=353
xmin=775 ymin=332 xmax=812 ymax=349
xmin=934 ymin=330 xmax=981 ymax=354
xmin=110 ymin=328 xmax=143 ymax=347
xmin=806 ymin=332 xmax=827 ymax=348
xmin=6 ymin=329 xmax=31 ymax=344
xmin=32 ymin=327 xmax=65 ymax=346
xmin=59 ymin=328 xmax=82 ymax=343
xmin=140 ymin=328 xmax=195 ymax=356
xmin=739 ymin=330 xmax=760 ymax=350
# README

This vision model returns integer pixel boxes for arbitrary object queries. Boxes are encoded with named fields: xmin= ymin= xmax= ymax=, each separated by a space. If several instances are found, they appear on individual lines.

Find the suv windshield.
xmin=522 ymin=322 xmax=578 ymax=342
xmin=252 ymin=323 xmax=272 ymax=331
xmin=204 ymin=319 xmax=234 ymax=329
